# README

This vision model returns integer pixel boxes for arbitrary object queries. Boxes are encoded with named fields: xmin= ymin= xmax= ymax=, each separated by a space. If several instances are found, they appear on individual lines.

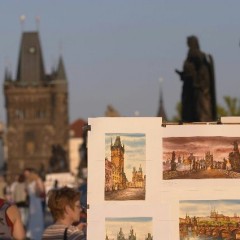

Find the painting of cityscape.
xmin=105 ymin=133 xmax=146 ymax=200
xmin=163 ymin=136 xmax=240 ymax=180
xmin=179 ymin=199 xmax=240 ymax=240
xmin=105 ymin=217 xmax=153 ymax=240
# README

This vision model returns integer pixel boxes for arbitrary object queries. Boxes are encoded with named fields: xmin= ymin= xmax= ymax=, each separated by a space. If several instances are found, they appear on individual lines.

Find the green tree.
xmin=172 ymin=96 xmax=240 ymax=122
xmin=171 ymin=102 xmax=181 ymax=122
xmin=218 ymin=96 xmax=240 ymax=117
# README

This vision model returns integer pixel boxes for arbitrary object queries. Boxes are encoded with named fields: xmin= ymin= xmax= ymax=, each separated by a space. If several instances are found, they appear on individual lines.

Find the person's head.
xmin=18 ymin=174 xmax=25 ymax=183
xmin=187 ymin=35 xmax=200 ymax=50
xmin=47 ymin=186 xmax=81 ymax=223
xmin=23 ymin=167 xmax=33 ymax=179
xmin=23 ymin=168 xmax=39 ymax=182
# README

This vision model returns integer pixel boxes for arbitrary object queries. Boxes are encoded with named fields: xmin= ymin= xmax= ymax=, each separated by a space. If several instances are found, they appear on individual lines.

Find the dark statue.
xmin=78 ymin=124 xmax=88 ymax=178
xmin=175 ymin=35 xmax=217 ymax=122
xmin=49 ymin=144 xmax=68 ymax=172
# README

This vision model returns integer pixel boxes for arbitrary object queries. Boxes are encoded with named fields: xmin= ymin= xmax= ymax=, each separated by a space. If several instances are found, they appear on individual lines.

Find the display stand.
xmin=86 ymin=117 xmax=240 ymax=240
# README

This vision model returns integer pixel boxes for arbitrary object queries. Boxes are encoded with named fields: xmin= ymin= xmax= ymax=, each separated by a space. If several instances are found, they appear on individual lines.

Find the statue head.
xmin=187 ymin=35 xmax=200 ymax=50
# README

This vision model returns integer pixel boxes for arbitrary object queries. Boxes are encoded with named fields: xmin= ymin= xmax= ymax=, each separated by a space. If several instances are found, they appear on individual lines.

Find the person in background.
xmin=4 ymin=176 xmax=13 ymax=203
xmin=0 ymin=175 xmax=6 ymax=198
xmin=24 ymin=168 xmax=44 ymax=240
xmin=42 ymin=186 xmax=86 ymax=239
xmin=12 ymin=174 xmax=29 ymax=228
xmin=78 ymin=178 xmax=87 ymax=224
xmin=53 ymin=179 xmax=59 ymax=189
xmin=0 ymin=197 xmax=26 ymax=239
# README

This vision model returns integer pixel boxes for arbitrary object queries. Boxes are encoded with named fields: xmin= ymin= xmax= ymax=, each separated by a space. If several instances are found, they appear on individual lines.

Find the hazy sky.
xmin=0 ymin=0 xmax=240 ymax=123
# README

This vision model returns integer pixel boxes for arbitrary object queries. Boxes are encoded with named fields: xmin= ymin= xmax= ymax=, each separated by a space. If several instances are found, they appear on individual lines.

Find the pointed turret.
xmin=157 ymin=79 xmax=167 ymax=121
xmin=16 ymin=31 xmax=45 ymax=85
xmin=114 ymin=136 xmax=122 ymax=147
xmin=56 ymin=55 xmax=67 ymax=81
xmin=4 ymin=68 xmax=12 ymax=83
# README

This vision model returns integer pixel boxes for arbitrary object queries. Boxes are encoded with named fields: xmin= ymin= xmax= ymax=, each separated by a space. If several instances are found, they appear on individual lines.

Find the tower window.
xmin=15 ymin=109 xmax=25 ymax=119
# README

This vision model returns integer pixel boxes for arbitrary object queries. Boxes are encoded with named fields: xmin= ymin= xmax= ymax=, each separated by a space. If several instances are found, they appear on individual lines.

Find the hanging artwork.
xmin=163 ymin=136 xmax=240 ymax=180
xmin=105 ymin=133 xmax=146 ymax=201
xmin=105 ymin=217 xmax=153 ymax=240
xmin=179 ymin=199 xmax=240 ymax=240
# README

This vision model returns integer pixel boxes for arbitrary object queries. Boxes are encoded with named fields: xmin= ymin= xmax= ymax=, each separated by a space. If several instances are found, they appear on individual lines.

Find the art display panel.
xmin=87 ymin=117 xmax=240 ymax=239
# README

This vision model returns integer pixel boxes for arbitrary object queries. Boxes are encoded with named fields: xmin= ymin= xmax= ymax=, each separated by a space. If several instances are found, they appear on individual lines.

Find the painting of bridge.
xmin=163 ymin=136 xmax=240 ymax=180
xmin=179 ymin=199 xmax=240 ymax=240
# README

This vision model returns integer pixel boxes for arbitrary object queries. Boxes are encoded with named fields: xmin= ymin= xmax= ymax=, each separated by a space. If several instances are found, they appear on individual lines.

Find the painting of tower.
xmin=3 ymin=30 xmax=69 ymax=178
xmin=105 ymin=133 xmax=146 ymax=201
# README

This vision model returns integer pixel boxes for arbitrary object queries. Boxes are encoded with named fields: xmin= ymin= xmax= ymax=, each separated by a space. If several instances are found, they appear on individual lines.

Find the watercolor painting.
xmin=105 ymin=217 xmax=153 ymax=240
xmin=163 ymin=136 xmax=240 ymax=180
xmin=179 ymin=199 xmax=240 ymax=240
xmin=105 ymin=133 xmax=146 ymax=200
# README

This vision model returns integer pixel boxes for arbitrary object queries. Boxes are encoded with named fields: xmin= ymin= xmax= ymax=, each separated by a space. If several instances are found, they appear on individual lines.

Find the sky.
xmin=0 ymin=0 xmax=240 ymax=124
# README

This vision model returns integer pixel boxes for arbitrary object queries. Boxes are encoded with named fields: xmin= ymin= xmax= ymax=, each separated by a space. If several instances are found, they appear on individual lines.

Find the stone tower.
xmin=110 ymin=136 xmax=127 ymax=190
xmin=3 ymin=31 xmax=69 ymax=179
xmin=111 ymin=136 xmax=124 ymax=172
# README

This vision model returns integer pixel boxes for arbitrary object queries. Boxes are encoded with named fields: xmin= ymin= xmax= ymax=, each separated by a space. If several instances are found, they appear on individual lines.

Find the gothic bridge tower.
xmin=3 ymin=30 xmax=69 ymax=178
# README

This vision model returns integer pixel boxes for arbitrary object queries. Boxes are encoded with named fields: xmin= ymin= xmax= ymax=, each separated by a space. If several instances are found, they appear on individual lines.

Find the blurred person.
xmin=24 ymin=168 xmax=44 ymax=240
xmin=4 ymin=176 xmax=13 ymax=203
xmin=78 ymin=178 xmax=87 ymax=224
xmin=0 ymin=175 xmax=6 ymax=198
xmin=53 ymin=179 xmax=59 ymax=189
xmin=42 ymin=186 xmax=86 ymax=240
xmin=12 ymin=174 xmax=29 ymax=228
xmin=10 ymin=174 xmax=19 ymax=196
xmin=0 ymin=197 xmax=26 ymax=239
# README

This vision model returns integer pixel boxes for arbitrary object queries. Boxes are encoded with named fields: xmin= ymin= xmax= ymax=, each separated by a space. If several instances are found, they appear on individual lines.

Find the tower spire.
xmin=157 ymin=77 xmax=167 ymax=121
xmin=35 ymin=16 xmax=40 ymax=32
xmin=56 ymin=55 xmax=67 ymax=81
xmin=19 ymin=15 xmax=26 ymax=32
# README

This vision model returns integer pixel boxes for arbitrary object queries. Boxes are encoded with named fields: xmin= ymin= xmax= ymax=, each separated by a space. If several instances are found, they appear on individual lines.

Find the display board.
xmin=87 ymin=117 xmax=240 ymax=240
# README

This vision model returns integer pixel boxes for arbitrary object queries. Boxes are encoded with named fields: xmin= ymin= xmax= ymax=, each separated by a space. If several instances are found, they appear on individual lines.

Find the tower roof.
xmin=56 ymin=55 xmax=67 ymax=81
xmin=16 ymin=31 xmax=45 ymax=85
xmin=157 ymin=85 xmax=167 ymax=121
xmin=114 ymin=136 xmax=122 ymax=147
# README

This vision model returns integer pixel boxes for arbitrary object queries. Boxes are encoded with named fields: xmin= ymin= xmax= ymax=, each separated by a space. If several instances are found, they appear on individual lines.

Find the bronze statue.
xmin=175 ymin=36 xmax=216 ymax=122
xmin=49 ymin=144 xmax=68 ymax=172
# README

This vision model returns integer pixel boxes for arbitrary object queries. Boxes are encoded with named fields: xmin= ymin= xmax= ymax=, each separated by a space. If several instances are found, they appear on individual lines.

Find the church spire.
xmin=157 ymin=78 xmax=167 ymax=121
xmin=4 ymin=68 xmax=10 ymax=82
xmin=56 ymin=55 xmax=67 ymax=81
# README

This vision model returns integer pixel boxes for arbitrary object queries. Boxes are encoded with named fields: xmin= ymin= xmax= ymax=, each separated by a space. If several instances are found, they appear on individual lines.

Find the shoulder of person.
xmin=68 ymin=225 xmax=85 ymax=236
xmin=6 ymin=204 xmax=20 ymax=223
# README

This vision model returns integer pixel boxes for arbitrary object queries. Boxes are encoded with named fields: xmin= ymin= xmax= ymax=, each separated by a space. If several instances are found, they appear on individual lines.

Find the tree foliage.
xmin=171 ymin=96 xmax=240 ymax=122
xmin=218 ymin=96 xmax=240 ymax=117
